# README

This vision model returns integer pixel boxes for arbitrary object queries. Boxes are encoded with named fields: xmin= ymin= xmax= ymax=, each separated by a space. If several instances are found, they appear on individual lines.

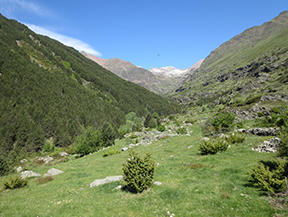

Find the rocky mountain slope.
xmin=171 ymin=11 xmax=288 ymax=107
xmin=81 ymin=52 xmax=202 ymax=95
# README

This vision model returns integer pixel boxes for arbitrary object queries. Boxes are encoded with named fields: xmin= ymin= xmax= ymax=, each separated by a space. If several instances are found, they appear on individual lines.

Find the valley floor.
xmin=0 ymin=124 xmax=285 ymax=216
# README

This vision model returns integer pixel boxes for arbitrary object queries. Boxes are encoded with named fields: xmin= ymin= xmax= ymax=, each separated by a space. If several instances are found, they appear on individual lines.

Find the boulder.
xmin=154 ymin=181 xmax=163 ymax=186
xmin=44 ymin=168 xmax=63 ymax=177
xmin=37 ymin=155 xmax=54 ymax=164
xmin=16 ymin=166 xmax=23 ymax=173
xmin=20 ymin=159 xmax=28 ymax=164
xmin=121 ymin=147 xmax=128 ymax=152
xmin=20 ymin=170 xmax=41 ymax=179
xmin=90 ymin=175 xmax=123 ymax=188
xmin=252 ymin=137 xmax=281 ymax=153
xmin=59 ymin=152 xmax=68 ymax=157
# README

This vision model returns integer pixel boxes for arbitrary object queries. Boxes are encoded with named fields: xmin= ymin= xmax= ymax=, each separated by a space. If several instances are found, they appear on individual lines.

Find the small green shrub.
xmin=225 ymin=133 xmax=245 ymax=144
xmin=168 ymin=115 xmax=175 ymax=121
xmin=277 ymin=112 xmax=288 ymax=157
xmin=271 ymin=107 xmax=281 ymax=114
xmin=148 ymin=118 xmax=157 ymax=128
xmin=254 ymin=113 xmax=280 ymax=127
xmin=174 ymin=121 xmax=181 ymax=126
xmin=129 ymin=134 xmax=138 ymax=139
xmin=257 ymin=112 xmax=265 ymax=117
xmin=101 ymin=123 xmax=117 ymax=148
xmin=248 ymin=158 xmax=288 ymax=193
xmin=122 ymin=150 xmax=155 ymax=193
xmin=144 ymin=113 xmax=152 ymax=128
xmin=185 ymin=119 xmax=196 ymax=124
xmin=42 ymin=142 xmax=55 ymax=153
xmin=210 ymin=112 xmax=235 ymax=133
xmin=236 ymin=121 xmax=245 ymax=129
xmin=36 ymin=176 xmax=54 ymax=185
xmin=3 ymin=176 xmax=29 ymax=189
xmin=157 ymin=125 xmax=165 ymax=132
xmin=198 ymin=139 xmax=229 ymax=155
xmin=103 ymin=150 xmax=120 ymax=157
xmin=177 ymin=127 xmax=187 ymax=135
xmin=74 ymin=126 xmax=103 ymax=156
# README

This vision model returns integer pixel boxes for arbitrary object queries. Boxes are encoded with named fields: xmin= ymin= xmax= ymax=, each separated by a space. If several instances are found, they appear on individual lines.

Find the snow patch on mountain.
xmin=149 ymin=66 xmax=189 ymax=77
xmin=149 ymin=60 xmax=204 ymax=77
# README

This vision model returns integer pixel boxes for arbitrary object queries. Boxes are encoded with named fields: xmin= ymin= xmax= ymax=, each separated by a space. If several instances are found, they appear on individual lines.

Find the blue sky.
xmin=0 ymin=0 xmax=287 ymax=70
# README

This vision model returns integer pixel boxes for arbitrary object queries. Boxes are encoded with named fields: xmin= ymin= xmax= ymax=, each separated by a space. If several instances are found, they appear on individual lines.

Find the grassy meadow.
xmin=0 ymin=124 xmax=285 ymax=216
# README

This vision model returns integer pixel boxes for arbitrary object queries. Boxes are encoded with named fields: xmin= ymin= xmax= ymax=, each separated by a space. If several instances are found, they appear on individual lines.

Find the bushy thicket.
xmin=225 ymin=133 xmax=245 ymax=144
xmin=3 ymin=176 xmax=29 ymax=189
xmin=201 ymin=112 xmax=235 ymax=136
xmin=122 ymin=150 xmax=155 ymax=193
xmin=198 ymin=139 xmax=229 ymax=155
xmin=73 ymin=123 xmax=116 ymax=155
xmin=248 ymin=158 xmax=288 ymax=193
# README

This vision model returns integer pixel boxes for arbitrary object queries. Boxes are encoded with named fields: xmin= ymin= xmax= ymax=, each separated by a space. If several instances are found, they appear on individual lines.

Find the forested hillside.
xmin=0 ymin=15 xmax=179 ymax=159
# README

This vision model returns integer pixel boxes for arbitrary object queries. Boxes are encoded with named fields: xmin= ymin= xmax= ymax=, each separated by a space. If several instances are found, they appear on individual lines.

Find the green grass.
xmin=0 ymin=124 xmax=285 ymax=216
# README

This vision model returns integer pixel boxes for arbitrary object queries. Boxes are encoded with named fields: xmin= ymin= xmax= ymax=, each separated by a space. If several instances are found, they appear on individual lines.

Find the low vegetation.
xmin=198 ymin=138 xmax=229 ymax=155
xmin=122 ymin=150 xmax=155 ymax=193
xmin=3 ymin=175 xmax=29 ymax=189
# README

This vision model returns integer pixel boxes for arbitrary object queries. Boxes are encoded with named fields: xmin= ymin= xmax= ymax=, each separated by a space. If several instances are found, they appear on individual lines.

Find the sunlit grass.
xmin=0 ymin=124 xmax=284 ymax=216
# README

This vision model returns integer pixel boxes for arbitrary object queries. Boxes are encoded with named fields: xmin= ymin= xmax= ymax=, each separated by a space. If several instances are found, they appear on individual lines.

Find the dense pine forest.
xmin=0 ymin=15 xmax=179 ymax=162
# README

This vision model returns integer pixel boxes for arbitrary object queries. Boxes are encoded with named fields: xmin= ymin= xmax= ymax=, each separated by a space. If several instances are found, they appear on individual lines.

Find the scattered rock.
xmin=154 ymin=181 xmax=163 ymax=186
xmin=20 ymin=170 xmax=41 ymax=179
xmin=113 ymin=185 xmax=122 ymax=190
xmin=20 ymin=159 xmax=28 ymax=164
xmin=238 ymin=128 xmax=279 ymax=136
xmin=59 ymin=152 xmax=68 ymax=157
xmin=201 ymin=137 xmax=210 ymax=141
xmin=121 ymin=147 xmax=128 ymax=152
xmin=16 ymin=166 xmax=23 ymax=173
xmin=90 ymin=175 xmax=123 ymax=188
xmin=252 ymin=137 xmax=281 ymax=153
xmin=37 ymin=155 xmax=54 ymax=164
xmin=188 ymin=145 xmax=193 ymax=149
xmin=44 ymin=168 xmax=64 ymax=177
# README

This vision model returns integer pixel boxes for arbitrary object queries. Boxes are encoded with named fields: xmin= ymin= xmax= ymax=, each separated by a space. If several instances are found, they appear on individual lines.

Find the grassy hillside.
xmin=0 ymin=121 xmax=285 ymax=216
xmin=0 ymin=15 xmax=179 ymax=159
xmin=172 ymin=11 xmax=288 ymax=110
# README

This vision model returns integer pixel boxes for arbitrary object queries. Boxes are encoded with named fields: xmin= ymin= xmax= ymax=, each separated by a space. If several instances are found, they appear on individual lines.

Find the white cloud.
xmin=0 ymin=0 xmax=47 ymax=17
xmin=27 ymin=24 xmax=102 ymax=56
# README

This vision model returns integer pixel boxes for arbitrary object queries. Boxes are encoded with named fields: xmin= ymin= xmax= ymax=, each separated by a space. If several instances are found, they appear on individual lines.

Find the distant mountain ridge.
xmin=81 ymin=51 xmax=203 ymax=95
